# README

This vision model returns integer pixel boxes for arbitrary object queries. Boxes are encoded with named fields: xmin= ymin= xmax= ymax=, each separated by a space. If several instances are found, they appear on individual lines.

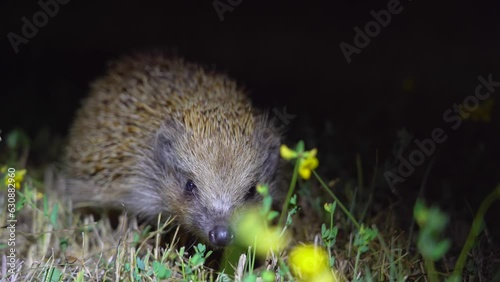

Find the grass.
xmin=1 ymin=131 xmax=498 ymax=281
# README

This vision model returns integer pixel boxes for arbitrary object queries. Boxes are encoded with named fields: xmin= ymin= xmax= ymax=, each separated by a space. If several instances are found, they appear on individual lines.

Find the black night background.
xmin=1 ymin=0 xmax=499 ymax=280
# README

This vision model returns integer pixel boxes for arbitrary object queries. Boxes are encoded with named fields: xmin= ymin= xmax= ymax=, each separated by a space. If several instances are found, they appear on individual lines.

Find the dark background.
xmin=1 ymin=0 xmax=500 ymax=240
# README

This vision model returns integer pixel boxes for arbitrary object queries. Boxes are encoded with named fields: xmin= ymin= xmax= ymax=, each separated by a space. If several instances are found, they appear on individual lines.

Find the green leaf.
xmin=413 ymin=199 xmax=428 ymax=226
xmin=262 ymin=196 xmax=272 ymax=214
xmin=190 ymin=253 xmax=204 ymax=266
xmin=330 ymin=201 xmax=337 ymax=214
xmin=136 ymin=257 xmax=145 ymax=271
xmin=59 ymin=238 xmax=69 ymax=252
xmin=321 ymin=223 xmax=328 ymax=238
xmin=243 ymin=273 xmax=257 ymax=282
xmin=286 ymin=206 xmax=299 ymax=226
xmin=15 ymin=194 xmax=26 ymax=212
xmin=153 ymin=261 xmax=172 ymax=279
xmin=330 ymin=226 xmax=339 ymax=238
xmin=363 ymin=228 xmax=377 ymax=242
xmin=267 ymin=211 xmax=279 ymax=221
xmin=7 ymin=129 xmax=30 ymax=149
xmin=43 ymin=267 xmax=62 ymax=282
xmin=261 ymin=270 xmax=275 ymax=282
xmin=132 ymin=232 xmax=140 ymax=244
xmin=196 ymin=243 xmax=206 ymax=255
xmin=50 ymin=204 xmax=59 ymax=228
xmin=430 ymin=240 xmax=451 ymax=261
xmin=184 ymin=265 xmax=193 ymax=275
xmin=295 ymin=140 xmax=305 ymax=153
xmin=329 ymin=256 xmax=336 ymax=267
xmin=414 ymin=199 xmax=451 ymax=262
xmin=43 ymin=195 xmax=49 ymax=216
xmin=218 ymin=273 xmax=231 ymax=282
xmin=446 ymin=274 xmax=462 ymax=282
xmin=134 ymin=269 xmax=140 ymax=281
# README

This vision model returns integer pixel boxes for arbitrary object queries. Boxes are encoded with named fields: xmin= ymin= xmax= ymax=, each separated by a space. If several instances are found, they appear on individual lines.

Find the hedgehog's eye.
xmin=244 ymin=184 xmax=257 ymax=200
xmin=185 ymin=180 xmax=197 ymax=193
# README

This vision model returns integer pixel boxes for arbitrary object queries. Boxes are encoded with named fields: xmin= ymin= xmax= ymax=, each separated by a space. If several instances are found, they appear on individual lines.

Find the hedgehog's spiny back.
xmin=65 ymin=53 xmax=284 ymax=247
xmin=65 ymin=53 xmax=257 ymax=195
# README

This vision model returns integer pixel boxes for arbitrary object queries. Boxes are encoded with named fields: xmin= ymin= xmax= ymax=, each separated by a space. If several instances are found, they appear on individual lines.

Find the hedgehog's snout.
xmin=208 ymin=225 xmax=234 ymax=247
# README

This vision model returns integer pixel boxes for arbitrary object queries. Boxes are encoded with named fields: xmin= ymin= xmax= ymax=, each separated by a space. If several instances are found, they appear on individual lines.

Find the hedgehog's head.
xmin=131 ymin=113 xmax=281 ymax=247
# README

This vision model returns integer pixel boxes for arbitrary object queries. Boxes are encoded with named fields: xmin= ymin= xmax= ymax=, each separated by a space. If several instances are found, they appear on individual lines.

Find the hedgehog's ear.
xmin=254 ymin=123 xmax=282 ymax=177
xmin=153 ymin=120 xmax=185 ymax=170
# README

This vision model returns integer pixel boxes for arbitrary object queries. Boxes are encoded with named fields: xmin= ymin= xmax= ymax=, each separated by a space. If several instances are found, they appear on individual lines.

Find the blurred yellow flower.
xmin=235 ymin=207 xmax=290 ymax=257
xmin=466 ymin=98 xmax=494 ymax=122
xmin=298 ymin=149 xmax=319 ymax=180
xmin=3 ymin=168 xmax=27 ymax=189
xmin=280 ymin=144 xmax=297 ymax=160
xmin=289 ymin=244 xmax=338 ymax=282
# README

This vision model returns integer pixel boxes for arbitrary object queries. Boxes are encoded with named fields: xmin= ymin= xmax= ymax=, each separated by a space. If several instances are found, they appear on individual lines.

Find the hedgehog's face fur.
xmin=130 ymin=116 xmax=281 ymax=247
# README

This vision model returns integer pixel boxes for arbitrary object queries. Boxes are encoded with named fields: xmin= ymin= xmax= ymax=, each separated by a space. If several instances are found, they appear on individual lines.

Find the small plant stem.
xmin=353 ymin=248 xmax=362 ymax=281
xmin=424 ymin=258 xmax=438 ymax=282
xmin=330 ymin=208 xmax=334 ymax=233
xmin=180 ymin=254 xmax=186 ymax=280
xmin=278 ymin=159 xmax=299 ymax=227
xmin=313 ymin=170 xmax=361 ymax=229
xmin=251 ymin=238 xmax=257 ymax=273
xmin=129 ymin=250 xmax=134 ymax=282
xmin=327 ymin=209 xmax=334 ymax=265
xmin=452 ymin=184 xmax=500 ymax=278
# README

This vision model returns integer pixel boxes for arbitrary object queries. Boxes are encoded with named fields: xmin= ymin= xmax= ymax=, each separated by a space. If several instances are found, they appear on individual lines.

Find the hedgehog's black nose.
xmin=209 ymin=226 xmax=233 ymax=247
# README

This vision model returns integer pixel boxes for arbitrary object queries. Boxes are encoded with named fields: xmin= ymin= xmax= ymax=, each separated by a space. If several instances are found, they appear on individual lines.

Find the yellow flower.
xmin=289 ymin=244 xmax=338 ymax=282
xmin=470 ymin=98 xmax=494 ymax=122
xmin=280 ymin=143 xmax=320 ymax=180
xmin=298 ymin=149 xmax=319 ymax=180
xmin=235 ymin=207 xmax=290 ymax=257
xmin=459 ymin=99 xmax=494 ymax=122
xmin=280 ymin=144 xmax=297 ymax=160
xmin=3 ymin=168 xmax=27 ymax=189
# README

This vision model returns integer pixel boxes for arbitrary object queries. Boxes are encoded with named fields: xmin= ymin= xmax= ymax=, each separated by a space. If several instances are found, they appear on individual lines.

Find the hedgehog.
xmin=64 ymin=52 xmax=282 ymax=247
